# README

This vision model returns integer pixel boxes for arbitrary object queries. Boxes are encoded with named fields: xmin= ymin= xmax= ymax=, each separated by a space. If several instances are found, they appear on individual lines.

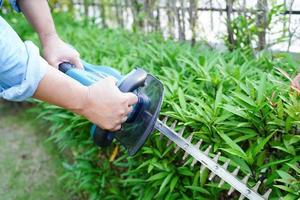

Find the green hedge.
xmin=3 ymin=13 xmax=300 ymax=200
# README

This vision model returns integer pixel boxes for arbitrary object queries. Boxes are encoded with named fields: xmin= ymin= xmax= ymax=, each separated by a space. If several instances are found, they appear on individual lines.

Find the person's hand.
xmin=79 ymin=77 xmax=138 ymax=131
xmin=291 ymin=73 xmax=300 ymax=93
xmin=276 ymin=68 xmax=300 ymax=93
xmin=41 ymin=34 xmax=83 ymax=69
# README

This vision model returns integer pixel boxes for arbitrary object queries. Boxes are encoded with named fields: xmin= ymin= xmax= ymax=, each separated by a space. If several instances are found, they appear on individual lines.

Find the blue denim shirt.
xmin=0 ymin=1 xmax=47 ymax=101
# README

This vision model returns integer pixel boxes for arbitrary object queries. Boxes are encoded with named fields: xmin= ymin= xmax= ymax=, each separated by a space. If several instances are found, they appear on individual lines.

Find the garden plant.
xmin=3 ymin=12 xmax=300 ymax=200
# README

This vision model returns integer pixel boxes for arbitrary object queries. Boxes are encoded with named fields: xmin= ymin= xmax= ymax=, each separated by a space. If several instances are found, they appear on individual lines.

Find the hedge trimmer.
xmin=59 ymin=62 xmax=272 ymax=200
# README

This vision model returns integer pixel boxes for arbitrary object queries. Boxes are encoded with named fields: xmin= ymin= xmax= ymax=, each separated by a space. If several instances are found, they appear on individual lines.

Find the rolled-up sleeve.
xmin=0 ymin=16 xmax=47 ymax=101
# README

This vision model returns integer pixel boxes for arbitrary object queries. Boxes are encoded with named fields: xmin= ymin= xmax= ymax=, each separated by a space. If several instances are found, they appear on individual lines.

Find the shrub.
xmin=3 ymin=13 xmax=300 ymax=199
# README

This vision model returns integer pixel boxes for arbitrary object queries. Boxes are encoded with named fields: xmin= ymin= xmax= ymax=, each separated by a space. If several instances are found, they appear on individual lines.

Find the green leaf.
xmin=171 ymin=103 xmax=185 ymax=119
xmin=147 ymin=172 xmax=168 ymax=182
xmin=259 ymin=158 xmax=291 ymax=170
xmin=277 ymin=170 xmax=297 ymax=183
xmin=218 ymin=132 xmax=246 ymax=158
xmin=256 ymin=74 xmax=266 ymax=105
xmin=277 ymin=98 xmax=284 ymax=119
xmin=169 ymin=176 xmax=179 ymax=192
xmin=274 ymin=185 xmax=297 ymax=194
xmin=177 ymin=167 xmax=194 ymax=176
xmin=223 ymin=104 xmax=247 ymax=119
xmin=229 ymin=156 xmax=252 ymax=174
xmin=234 ymin=132 xmax=257 ymax=143
xmin=220 ymin=148 xmax=247 ymax=160
xmin=178 ymin=88 xmax=187 ymax=110
xmin=233 ymin=92 xmax=256 ymax=107
xmin=286 ymin=163 xmax=300 ymax=174
xmin=252 ymin=133 xmax=274 ymax=157
xmin=273 ymin=146 xmax=294 ymax=155
xmin=143 ymin=187 xmax=156 ymax=200
xmin=281 ymin=193 xmax=298 ymax=200
xmin=184 ymin=186 xmax=210 ymax=195
xmin=214 ymin=84 xmax=223 ymax=114
xmin=159 ymin=173 xmax=173 ymax=193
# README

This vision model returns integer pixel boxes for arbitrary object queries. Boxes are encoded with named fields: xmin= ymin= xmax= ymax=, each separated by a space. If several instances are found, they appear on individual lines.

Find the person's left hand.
xmin=41 ymin=34 xmax=83 ymax=69
xmin=291 ymin=73 xmax=300 ymax=93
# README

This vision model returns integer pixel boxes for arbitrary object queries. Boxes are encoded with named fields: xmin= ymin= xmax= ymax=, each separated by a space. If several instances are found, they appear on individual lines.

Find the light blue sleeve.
xmin=0 ymin=16 xmax=47 ymax=101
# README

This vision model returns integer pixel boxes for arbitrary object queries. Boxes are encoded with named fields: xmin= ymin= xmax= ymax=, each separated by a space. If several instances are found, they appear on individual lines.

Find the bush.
xmin=3 ymin=13 xmax=300 ymax=199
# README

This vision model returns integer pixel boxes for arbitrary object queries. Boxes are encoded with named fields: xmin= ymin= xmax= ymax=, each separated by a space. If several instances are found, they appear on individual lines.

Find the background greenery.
xmin=2 ymin=12 xmax=300 ymax=200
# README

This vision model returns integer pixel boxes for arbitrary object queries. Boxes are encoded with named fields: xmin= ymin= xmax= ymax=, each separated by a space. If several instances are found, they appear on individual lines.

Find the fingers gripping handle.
xmin=58 ymin=62 xmax=148 ymax=147
xmin=93 ymin=68 xmax=148 ymax=147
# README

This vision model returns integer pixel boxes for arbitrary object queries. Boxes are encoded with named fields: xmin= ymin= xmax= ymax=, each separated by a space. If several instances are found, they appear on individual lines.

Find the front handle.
xmin=118 ymin=69 xmax=147 ymax=92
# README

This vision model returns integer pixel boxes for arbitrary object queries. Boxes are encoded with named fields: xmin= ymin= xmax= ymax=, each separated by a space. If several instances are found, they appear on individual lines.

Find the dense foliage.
xmin=225 ymin=3 xmax=287 ymax=52
xmin=3 ymin=13 xmax=300 ymax=199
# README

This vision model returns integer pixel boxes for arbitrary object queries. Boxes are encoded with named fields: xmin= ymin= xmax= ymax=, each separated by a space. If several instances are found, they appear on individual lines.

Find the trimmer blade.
xmin=208 ymin=152 xmax=221 ymax=181
xmin=200 ymin=145 xmax=212 ymax=174
xmin=218 ymin=159 xmax=230 ymax=187
xmin=263 ymin=189 xmax=272 ymax=199
xmin=238 ymin=174 xmax=250 ymax=200
xmin=252 ymin=181 xmax=261 ymax=192
xmin=160 ymin=116 xmax=169 ymax=139
xmin=183 ymin=133 xmax=194 ymax=160
xmin=190 ymin=140 xmax=202 ymax=167
xmin=167 ymin=121 xmax=177 ymax=146
xmin=174 ymin=127 xmax=186 ymax=153
xmin=228 ymin=166 xmax=240 ymax=195
xmin=155 ymin=119 xmax=270 ymax=200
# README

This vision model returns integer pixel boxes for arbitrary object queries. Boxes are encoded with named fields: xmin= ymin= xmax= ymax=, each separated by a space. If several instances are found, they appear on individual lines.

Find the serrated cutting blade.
xmin=154 ymin=119 xmax=266 ymax=200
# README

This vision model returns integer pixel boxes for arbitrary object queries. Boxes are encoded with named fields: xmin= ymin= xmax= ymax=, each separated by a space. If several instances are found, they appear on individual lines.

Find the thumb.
xmin=124 ymin=92 xmax=138 ymax=105
xmin=70 ymin=56 xmax=84 ymax=69
xmin=45 ymin=58 xmax=59 ymax=69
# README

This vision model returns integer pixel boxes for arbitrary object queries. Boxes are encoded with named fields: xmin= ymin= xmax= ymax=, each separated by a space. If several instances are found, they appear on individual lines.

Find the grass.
xmin=0 ymin=101 xmax=72 ymax=200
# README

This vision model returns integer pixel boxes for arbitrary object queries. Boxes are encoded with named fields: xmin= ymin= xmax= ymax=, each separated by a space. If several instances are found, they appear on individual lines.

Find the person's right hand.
xmin=79 ymin=77 xmax=138 ymax=131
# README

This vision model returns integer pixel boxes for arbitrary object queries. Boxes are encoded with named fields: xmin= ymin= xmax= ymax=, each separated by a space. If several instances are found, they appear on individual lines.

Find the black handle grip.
xmin=93 ymin=126 xmax=115 ymax=147
xmin=58 ymin=62 xmax=75 ymax=73
xmin=93 ymin=68 xmax=148 ymax=147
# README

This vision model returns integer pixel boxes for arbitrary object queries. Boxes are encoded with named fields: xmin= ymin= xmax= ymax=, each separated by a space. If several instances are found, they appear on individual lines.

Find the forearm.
xmin=17 ymin=0 xmax=58 ymax=46
xmin=33 ymin=64 xmax=88 ymax=113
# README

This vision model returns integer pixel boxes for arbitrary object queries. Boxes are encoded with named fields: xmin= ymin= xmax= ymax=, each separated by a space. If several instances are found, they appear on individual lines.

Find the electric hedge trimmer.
xmin=59 ymin=62 xmax=272 ymax=200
